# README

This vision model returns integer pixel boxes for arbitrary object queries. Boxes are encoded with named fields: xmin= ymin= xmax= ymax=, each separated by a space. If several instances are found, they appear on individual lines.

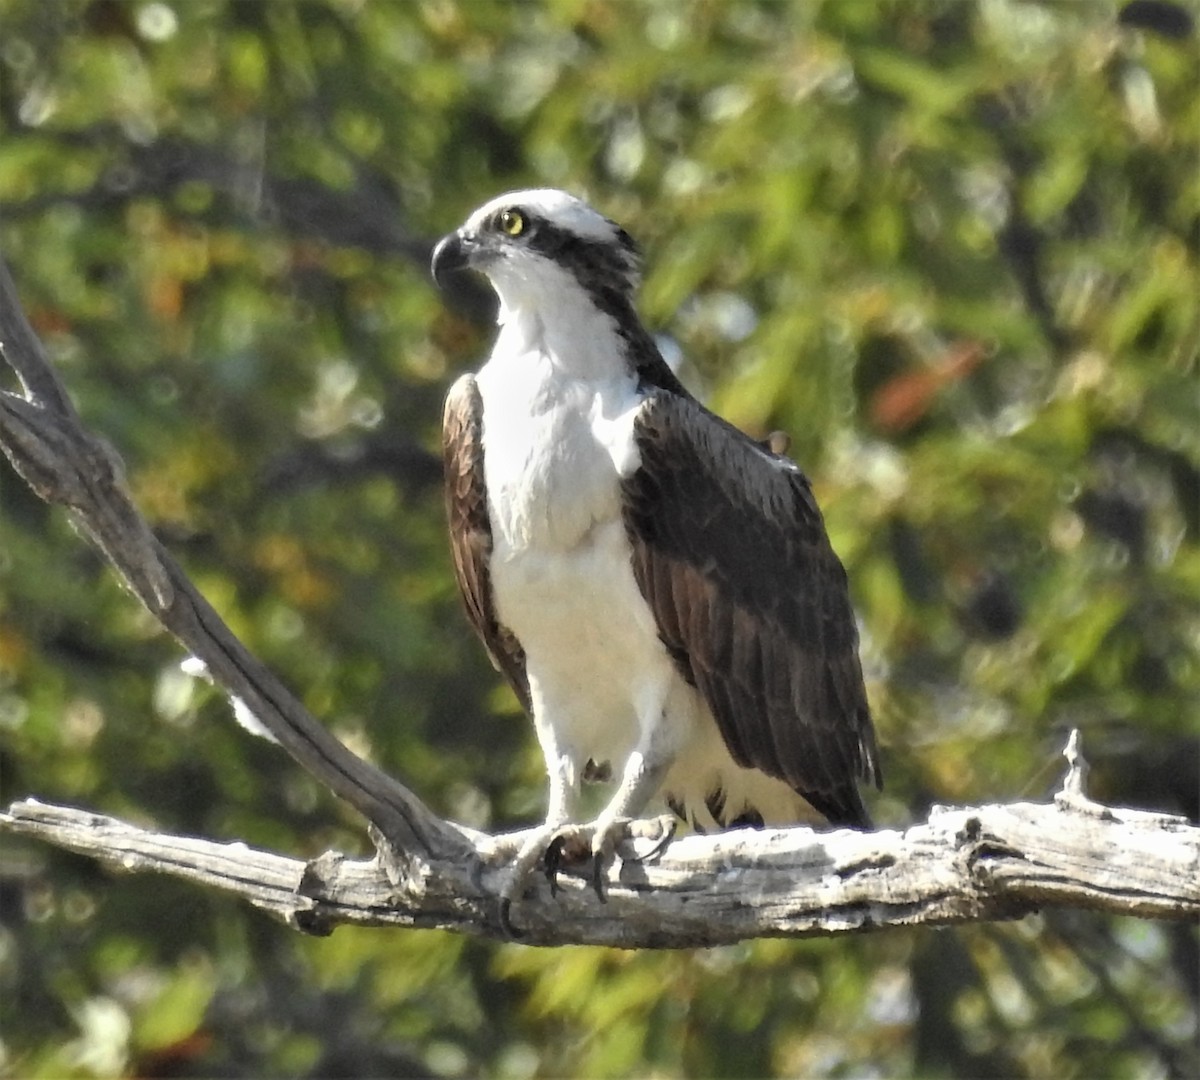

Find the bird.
xmin=432 ymin=189 xmax=880 ymax=923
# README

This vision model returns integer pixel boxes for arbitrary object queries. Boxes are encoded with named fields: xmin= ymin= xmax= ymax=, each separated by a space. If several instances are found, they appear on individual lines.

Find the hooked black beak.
xmin=431 ymin=231 xmax=472 ymax=290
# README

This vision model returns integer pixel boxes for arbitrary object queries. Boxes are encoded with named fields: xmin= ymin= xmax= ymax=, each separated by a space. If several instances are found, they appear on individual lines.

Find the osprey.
xmin=432 ymin=190 xmax=880 ymax=916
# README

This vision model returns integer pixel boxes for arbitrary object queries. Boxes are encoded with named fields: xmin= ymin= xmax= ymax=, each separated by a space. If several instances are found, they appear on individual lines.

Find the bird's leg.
xmin=545 ymin=684 xmax=682 ymax=899
xmin=546 ymin=747 xmax=676 ymax=901
xmin=497 ymin=748 xmax=676 ymax=934
xmin=497 ymin=749 xmax=574 ymax=935
xmin=498 ymin=692 xmax=679 ymax=933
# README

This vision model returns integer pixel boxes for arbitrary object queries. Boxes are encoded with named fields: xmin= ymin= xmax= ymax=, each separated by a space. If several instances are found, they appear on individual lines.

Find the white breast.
xmin=473 ymin=321 xmax=658 ymax=768
xmin=474 ymin=320 xmax=642 ymax=556
xmin=473 ymin=314 xmax=810 ymax=826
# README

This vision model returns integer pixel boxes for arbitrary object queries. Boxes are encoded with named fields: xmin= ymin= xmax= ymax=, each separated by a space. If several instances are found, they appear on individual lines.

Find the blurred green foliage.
xmin=1 ymin=0 xmax=1197 ymax=1076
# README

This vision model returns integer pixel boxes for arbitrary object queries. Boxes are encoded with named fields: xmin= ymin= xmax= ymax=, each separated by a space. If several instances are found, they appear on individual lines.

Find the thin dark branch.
xmin=0 ymin=251 xmax=75 ymax=413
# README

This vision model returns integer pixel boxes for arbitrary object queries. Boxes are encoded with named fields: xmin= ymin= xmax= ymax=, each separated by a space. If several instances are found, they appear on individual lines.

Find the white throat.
xmin=490 ymin=261 xmax=630 ymax=382
xmin=474 ymin=268 xmax=643 ymax=558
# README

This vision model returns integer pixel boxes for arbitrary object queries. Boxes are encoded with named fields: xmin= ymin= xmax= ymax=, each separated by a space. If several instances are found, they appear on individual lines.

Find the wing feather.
xmin=621 ymin=392 xmax=880 ymax=827
xmin=442 ymin=374 xmax=532 ymax=716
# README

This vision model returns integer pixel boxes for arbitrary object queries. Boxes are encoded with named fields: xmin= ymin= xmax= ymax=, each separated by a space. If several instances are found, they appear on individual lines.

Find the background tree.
xmin=1 ymin=0 xmax=1196 ymax=1076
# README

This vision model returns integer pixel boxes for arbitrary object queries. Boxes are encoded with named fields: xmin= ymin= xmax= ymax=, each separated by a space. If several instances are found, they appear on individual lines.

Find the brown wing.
xmin=442 ymin=374 xmax=531 ymax=716
xmin=621 ymin=392 xmax=881 ymax=827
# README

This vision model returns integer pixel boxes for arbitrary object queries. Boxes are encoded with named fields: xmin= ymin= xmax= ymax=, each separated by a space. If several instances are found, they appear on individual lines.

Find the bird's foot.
xmin=544 ymin=813 xmax=677 ymax=900
xmin=497 ymin=814 xmax=676 ymax=938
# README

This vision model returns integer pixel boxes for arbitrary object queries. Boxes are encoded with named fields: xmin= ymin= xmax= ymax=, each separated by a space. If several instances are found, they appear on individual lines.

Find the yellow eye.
xmin=498 ymin=208 xmax=525 ymax=236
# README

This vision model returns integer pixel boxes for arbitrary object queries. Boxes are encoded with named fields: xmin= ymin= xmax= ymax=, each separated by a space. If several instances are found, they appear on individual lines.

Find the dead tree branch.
xmin=4 ymin=770 xmax=1198 ymax=948
xmin=2 ymin=251 xmax=1197 ymax=947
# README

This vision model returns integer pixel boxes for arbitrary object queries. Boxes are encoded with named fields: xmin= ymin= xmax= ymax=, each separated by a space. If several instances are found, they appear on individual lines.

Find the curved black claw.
xmin=543 ymin=835 xmax=568 ymax=897
xmin=497 ymin=897 xmax=525 ymax=941
xmin=628 ymin=814 xmax=678 ymax=863
xmin=591 ymin=852 xmax=608 ymax=902
xmin=508 ymin=816 xmax=676 ymax=921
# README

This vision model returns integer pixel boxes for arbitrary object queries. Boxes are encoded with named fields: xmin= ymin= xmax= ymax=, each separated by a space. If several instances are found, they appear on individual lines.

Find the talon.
xmin=586 ymin=816 xmax=629 ymax=901
xmin=498 ymin=897 xmax=525 ymax=941
xmin=591 ymin=852 xmax=608 ymax=902
xmin=628 ymin=814 xmax=677 ymax=863
xmin=543 ymin=835 xmax=566 ymax=896
xmin=497 ymin=815 xmax=668 ymax=923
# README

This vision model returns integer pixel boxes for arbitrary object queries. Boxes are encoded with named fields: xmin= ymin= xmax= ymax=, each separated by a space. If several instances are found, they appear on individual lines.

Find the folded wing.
xmin=621 ymin=392 xmax=880 ymax=827
xmin=442 ymin=374 xmax=532 ymax=716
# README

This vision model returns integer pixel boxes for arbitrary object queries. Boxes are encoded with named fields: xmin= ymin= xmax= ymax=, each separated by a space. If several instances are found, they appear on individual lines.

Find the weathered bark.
xmin=4 ymin=765 xmax=1198 ymax=948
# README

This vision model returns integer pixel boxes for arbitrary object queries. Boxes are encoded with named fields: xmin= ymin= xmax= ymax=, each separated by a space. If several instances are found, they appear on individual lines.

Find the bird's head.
xmin=431 ymin=189 xmax=642 ymax=320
